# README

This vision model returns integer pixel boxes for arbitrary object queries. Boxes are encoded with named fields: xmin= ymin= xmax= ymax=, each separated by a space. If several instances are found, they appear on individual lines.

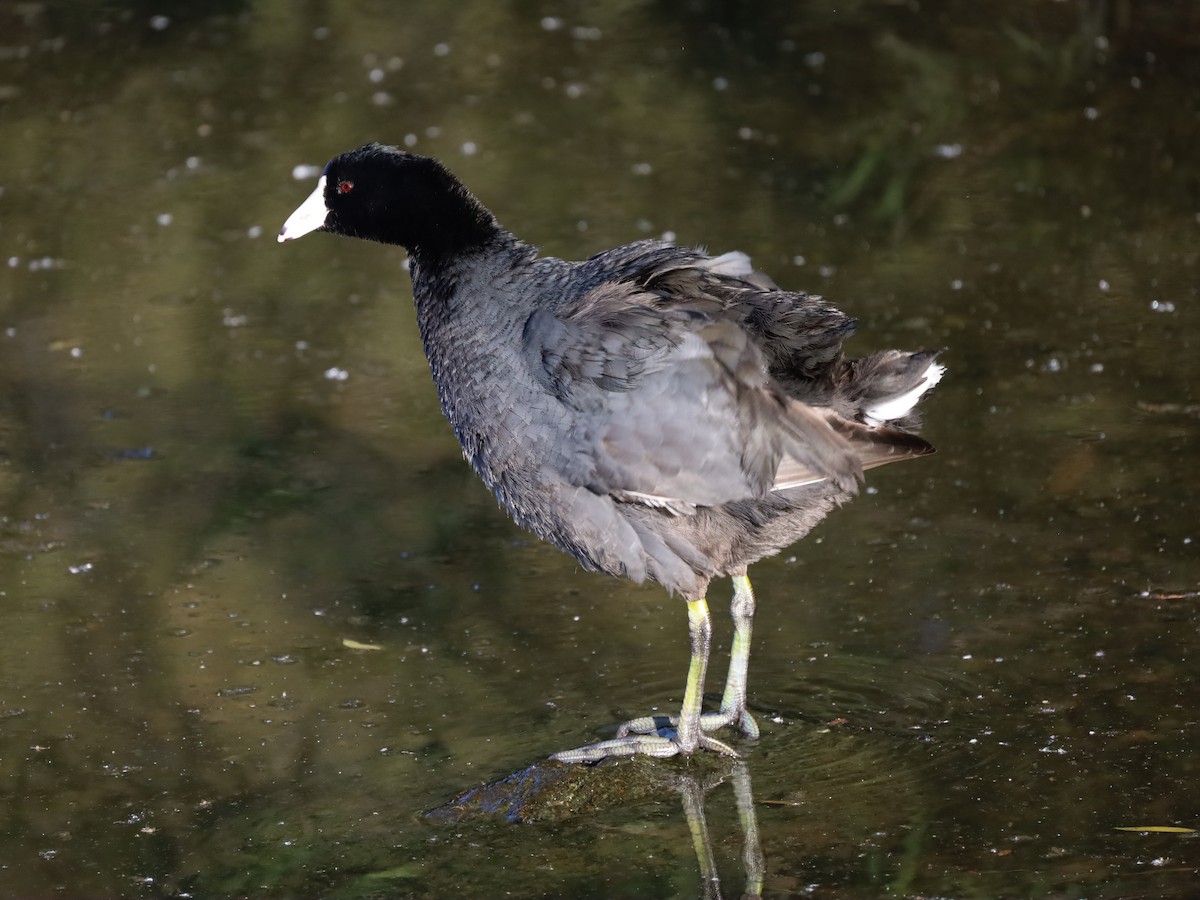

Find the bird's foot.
xmin=550 ymin=727 xmax=738 ymax=764
xmin=549 ymin=709 xmax=756 ymax=764
xmin=618 ymin=706 xmax=760 ymax=741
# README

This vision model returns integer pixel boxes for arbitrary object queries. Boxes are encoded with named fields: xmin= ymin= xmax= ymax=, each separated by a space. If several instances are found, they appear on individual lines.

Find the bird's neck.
xmin=395 ymin=173 xmax=509 ymax=269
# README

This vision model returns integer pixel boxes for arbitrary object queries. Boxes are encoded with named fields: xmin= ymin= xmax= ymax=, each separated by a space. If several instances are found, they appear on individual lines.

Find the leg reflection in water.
xmin=676 ymin=761 xmax=764 ymax=900
xmin=426 ymin=757 xmax=766 ymax=896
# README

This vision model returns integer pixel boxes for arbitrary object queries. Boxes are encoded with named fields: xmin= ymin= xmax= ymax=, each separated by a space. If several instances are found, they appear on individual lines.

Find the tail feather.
xmin=773 ymin=406 xmax=936 ymax=491
xmin=772 ymin=400 xmax=864 ymax=494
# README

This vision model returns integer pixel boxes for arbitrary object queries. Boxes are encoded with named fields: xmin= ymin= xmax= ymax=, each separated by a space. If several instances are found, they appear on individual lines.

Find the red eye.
xmin=337 ymin=180 xmax=354 ymax=194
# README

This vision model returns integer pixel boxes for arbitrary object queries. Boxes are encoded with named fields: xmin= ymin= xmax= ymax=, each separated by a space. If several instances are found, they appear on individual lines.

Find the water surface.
xmin=1 ymin=2 xmax=1198 ymax=896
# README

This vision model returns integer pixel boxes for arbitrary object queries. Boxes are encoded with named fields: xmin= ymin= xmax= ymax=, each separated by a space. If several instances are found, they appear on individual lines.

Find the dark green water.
xmin=2 ymin=1 xmax=1198 ymax=897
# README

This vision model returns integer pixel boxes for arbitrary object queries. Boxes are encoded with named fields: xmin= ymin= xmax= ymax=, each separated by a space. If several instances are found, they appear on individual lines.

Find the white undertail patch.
xmin=863 ymin=362 xmax=945 ymax=426
xmin=702 ymin=251 xmax=754 ymax=277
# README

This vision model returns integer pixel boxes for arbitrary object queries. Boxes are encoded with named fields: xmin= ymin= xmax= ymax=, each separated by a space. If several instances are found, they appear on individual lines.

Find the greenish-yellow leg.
xmin=551 ymin=573 xmax=762 ymax=763
xmin=613 ymin=572 xmax=760 ymax=742
xmin=712 ymin=571 xmax=761 ymax=739
xmin=550 ymin=597 xmax=738 ymax=763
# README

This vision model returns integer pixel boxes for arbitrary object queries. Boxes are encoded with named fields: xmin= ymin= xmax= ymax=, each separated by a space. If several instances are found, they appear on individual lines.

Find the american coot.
xmin=280 ymin=143 xmax=943 ymax=763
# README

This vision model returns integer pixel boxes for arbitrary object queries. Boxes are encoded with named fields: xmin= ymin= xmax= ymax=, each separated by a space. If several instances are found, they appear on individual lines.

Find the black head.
xmin=278 ymin=143 xmax=499 ymax=259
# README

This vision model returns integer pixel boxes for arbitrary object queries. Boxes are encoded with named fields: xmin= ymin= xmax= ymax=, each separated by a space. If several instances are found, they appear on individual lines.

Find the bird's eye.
xmin=337 ymin=180 xmax=354 ymax=194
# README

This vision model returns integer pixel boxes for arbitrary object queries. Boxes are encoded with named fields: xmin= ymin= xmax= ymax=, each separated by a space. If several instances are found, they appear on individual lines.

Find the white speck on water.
xmin=69 ymin=347 xmax=81 ymax=358
xmin=186 ymin=156 xmax=200 ymax=170
xmin=292 ymin=164 xmax=321 ymax=180
xmin=865 ymin=485 xmax=878 ymax=495
xmin=4 ymin=327 xmax=14 ymax=337
xmin=565 ymin=82 xmax=585 ymax=99
xmin=1084 ymin=106 xmax=1099 ymax=120
xmin=1150 ymin=299 xmax=1175 ymax=313
xmin=1095 ymin=35 xmax=1109 ymax=51
xmin=425 ymin=125 xmax=442 ymax=138
xmin=793 ymin=255 xmax=806 ymax=266
xmin=576 ymin=220 xmax=588 ymax=232
xmin=661 ymin=230 xmax=676 ymax=242
xmin=460 ymin=141 xmax=478 ymax=156
xmin=631 ymin=161 xmax=652 ymax=176
xmin=1098 ymin=278 xmax=1110 ymax=290
xmin=247 ymin=225 xmax=262 ymax=239
xmin=1080 ymin=204 xmax=1091 ymax=218
xmin=1090 ymin=362 xmax=1104 ymax=373
xmin=935 ymin=143 xmax=963 ymax=158
xmin=433 ymin=42 xmax=450 ymax=57
xmin=368 ymin=67 xmax=385 ymax=83
xmin=541 ymin=16 xmax=563 ymax=31
xmin=7 ymin=257 xmax=18 ymax=268
xmin=222 ymin=310 xmax=248 ymax=327
xmin=371 ymin=91 xmax=393 ymax=106
xmin=805 ymin=51 xmax=826 ymax=67
xmin=149 ymin=15 xmax=170 ymax=31
xmin=68 ymin=562 xmax=94 ymax=575
xmin=818 ymin=264 xmax=836 ymax=277
xmin=713 ymin=76 xmax=729 ymax=91
xmin=156 ymin=213 xmax=173 ymax=227
xmin=388 ymin=56 xmax=404 ymax=71
xmin=324 ymin=367 xmax=349 ymax=381
xmin=737 ymin=126 xmax=754 ymax=140
xmin=404 ymin=133 xmax=417 ymax=147
xmin=295 ymin=340 xmax=308 ymax=351
xmin=950 ymin=279 xmax=963 ymax=290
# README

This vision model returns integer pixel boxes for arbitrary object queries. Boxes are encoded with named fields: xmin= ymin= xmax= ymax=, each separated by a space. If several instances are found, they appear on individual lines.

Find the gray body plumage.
xmin=409 ymin=235 xmax=930 ymax=599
